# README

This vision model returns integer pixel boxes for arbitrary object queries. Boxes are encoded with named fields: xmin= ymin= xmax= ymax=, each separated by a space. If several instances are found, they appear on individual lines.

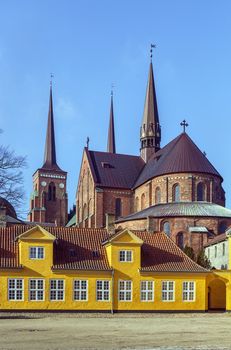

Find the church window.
xmin=176 ymin=232 xmax=184 ymax=250
xmin=89 ymin=199 xmax=93 ymax=216
xmin=172 ymin=184 xmax=180 ymax=202
xmin=197 ymin=182 xmax=205 ymax=201
xmin=115 ymin=198 xmax=122 ymax=218
xmin=218 ymin=221 xmax=227 ymax=234
xmin=141 ymin=193 xmax=146 ymax=210
xmin=83 ymin=204 xmax=88 ymax=219
xmin=135 ymin=197 xmax=139 ymax=212
xmin=163 ymin=221 xmax=171 ymax=237
xmin=155 ymin=187 xmax=161 ymax=204
xmin=48 ymin=182 xmax=56 ymax=201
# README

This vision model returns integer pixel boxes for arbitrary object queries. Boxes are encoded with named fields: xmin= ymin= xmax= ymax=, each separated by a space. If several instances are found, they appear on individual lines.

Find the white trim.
xmin=29 ymin=246 xmax=45 ymax=260
xmin=73 ymin=279 xmax=88 ymax=301
xmin=182 ymin=281 xmax=196 ymax=302
xmin=8 ymin=278 xmax=24 ymax=301
xmin=96 ymin=280 xmax=110 ymax=301
xmin=49 ymin=279 xmax=65 ymax=301
xmin=29 ymin=278 xmax=45 ymax=301
xmin=118 ymin=280 xmax=133 ymax=302
xmin=140 ymin=281 xmax=154 ymax=302
xmin=161 ymin=281 xmax=175 ymax=302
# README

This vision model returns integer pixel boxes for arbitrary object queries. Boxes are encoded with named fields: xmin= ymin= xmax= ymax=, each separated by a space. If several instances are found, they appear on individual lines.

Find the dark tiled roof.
xmin=135 ymin=231 xmax=207 ymax=272
xmin=117 ymin=202 xmax=231 ymax=223
xmin=87 ymin=149 xmax=145 ymax=189
xmin=204 ymin=233 xmax=227 ymax=247
xmin=135 ymin=133 xmax=222 ymax=188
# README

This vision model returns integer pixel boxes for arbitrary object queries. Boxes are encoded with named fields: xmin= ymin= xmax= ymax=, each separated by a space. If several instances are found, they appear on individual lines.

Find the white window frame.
xmin=73 ymin=280 xmax=88 ymax=301
xmin=119 ymin=250 xmax=133 ymax=262
xmin=183 ymin=281 xmax=195 ymax=302
xmin=140 ymin=281 xmax=154 ymax=302
xmin=50 ymin=279 xmax=65 ymax=301
xmin=29 ymin=246 xmax=45 ymax=260
xmin=8 ymin=278 xmax=24 ymax=301
xmin=96 ymin=280 xmax=110 ymax=301
xmin=162 ymin=281 xmax=175 ymax=302
xmin=29 ymin=279 xmax=45 ymax=301
xmin=118 ymin=280 xmax=132 ymax=302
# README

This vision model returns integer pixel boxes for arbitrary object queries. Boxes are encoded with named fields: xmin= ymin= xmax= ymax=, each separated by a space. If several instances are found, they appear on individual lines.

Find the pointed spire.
xmin=42 ymin=83 xmax=59 ymax=170
xmin=107 ymin=91 xmax=116 ymax=153
xmin=140 ymin=45 xmax=161 ymax=162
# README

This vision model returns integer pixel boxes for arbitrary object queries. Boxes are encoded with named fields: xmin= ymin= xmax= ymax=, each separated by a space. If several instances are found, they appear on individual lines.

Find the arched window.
xmin=83 ymin=203 xmax=88 ymax=219
xmin=155 ymin=187 xmax=161 ymax=204
xmin=135 ymin=197 xmax=139 ymax=212
xmin=176 ymin=232 xmax=184 ymax=250
xmin=172 ymin=184 xmax=180 ymax=202
xmin=115 ymin=198 xmax=122 ymax=218
xmin=218 ymin=221 xmax=228 ymax=234
xmin=48 ymin=182 xmax=56 ymax=201
xmin=197 ymin=182 xmax=205 ymax=201
xmin=163 ymin=221 xmax=171 ymax=237
xmin=141 ymin=193 xmax=145 ymax=210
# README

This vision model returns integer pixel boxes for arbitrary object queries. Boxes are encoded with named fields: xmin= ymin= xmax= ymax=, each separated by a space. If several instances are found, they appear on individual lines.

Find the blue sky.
xmin=0 ymin=0 xmax=231 ymax=217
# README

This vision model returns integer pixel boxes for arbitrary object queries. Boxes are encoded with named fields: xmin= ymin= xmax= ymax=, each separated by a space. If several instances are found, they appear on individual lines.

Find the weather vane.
xmin=180 ymin=120 xmax=189 ymax=133
xmin=111 ymin=83 xmax=114 ymax=97
xmin=86 ymin=136 xmax=90 ymax=149
xmin=50 ymin=73 xmax=54 ymax=87
xmin=150 ymin=44 xmax=156 ymax=60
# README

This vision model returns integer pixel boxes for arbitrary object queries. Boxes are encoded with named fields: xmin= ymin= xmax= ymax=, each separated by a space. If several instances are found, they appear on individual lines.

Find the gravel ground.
xmin=0 ymin=312 xmax=230 ymax=350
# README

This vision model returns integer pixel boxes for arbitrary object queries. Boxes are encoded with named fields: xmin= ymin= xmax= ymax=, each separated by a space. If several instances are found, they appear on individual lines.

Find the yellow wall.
xmin=0 ymin=227 xmax=209 ymax=311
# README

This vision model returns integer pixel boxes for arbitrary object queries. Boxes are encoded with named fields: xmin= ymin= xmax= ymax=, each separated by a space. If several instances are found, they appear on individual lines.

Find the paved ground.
xmin=0 ymin=312 xmax=230 ymax=349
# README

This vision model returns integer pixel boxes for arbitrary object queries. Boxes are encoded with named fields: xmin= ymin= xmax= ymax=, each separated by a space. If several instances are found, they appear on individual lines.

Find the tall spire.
xmin=42 ymin=83 xmax=59 ymax=170
xmin=140 ymin=45 xmax=161 ymax=162
xmin=107 ymin=91 xmax=116 ymax=153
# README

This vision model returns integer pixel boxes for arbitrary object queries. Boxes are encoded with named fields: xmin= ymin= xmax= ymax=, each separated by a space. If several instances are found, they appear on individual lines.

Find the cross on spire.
xmin=50 ymin=73 xmax=54 ymax=87
xmin=150 ymin=44 xmax=156 ymax=61
xmin=180 ymin=120 xmax=189 ymax=133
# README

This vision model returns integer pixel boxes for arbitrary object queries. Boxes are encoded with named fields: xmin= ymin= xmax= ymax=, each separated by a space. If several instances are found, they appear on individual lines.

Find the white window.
xmin=162 ymin=281 xmax=175 ymax=301
xmin=8 ymin=279 xmax=24 ymax=301
xmin=29 ymin=279 xmax=45 ymax=301
xmin=96 ymin=280 xmax=110 ymax=301
xmin=50 ymin=279 xmax=65 ymax=301
xmin=119 ymin=250 xmax=133 ymax=262
xmin=119 ymin=280 xmax=132 ymax=301
xmin=140 ymin=281 xmax=154 ymax=302
xmin=29 ymin=246 xmax=44 ymax=259
xmin=183 ymin=281 xmax=195 ymax=301
xmin=74 ymin=280 xmax=88 ymax=301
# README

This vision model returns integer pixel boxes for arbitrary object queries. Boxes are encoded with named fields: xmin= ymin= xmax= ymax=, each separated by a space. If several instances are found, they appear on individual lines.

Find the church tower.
xmin=140 ymin=46 xmax=161 ymax=162
xmin=107 ymin=92 xmax=116 ymax=153
xmin=28 ymin=85 xmax=68 ymax=226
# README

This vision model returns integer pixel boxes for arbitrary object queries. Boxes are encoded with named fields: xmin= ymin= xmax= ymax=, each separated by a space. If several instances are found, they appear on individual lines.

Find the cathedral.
xmin=24 ymin=52 xmax=231 ymax=255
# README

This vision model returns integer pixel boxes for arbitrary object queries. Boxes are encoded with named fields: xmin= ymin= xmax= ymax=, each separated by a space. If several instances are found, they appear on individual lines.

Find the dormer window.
xmin=119 ymin=250 xmax=133 ymax=262
xmin=101 ymin=162 xmax=113 ymax=169
xmin=29 ymin=246 xmax=44 ymax=260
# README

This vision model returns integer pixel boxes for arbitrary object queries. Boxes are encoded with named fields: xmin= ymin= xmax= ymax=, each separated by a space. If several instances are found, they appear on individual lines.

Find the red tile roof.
xmin=0 ymin=226 xmax=207 ymax=273
xmin=134 ymin=133 xmax=222 ymax=188
xmin=86 ymin=149 xmax=145 ymax=189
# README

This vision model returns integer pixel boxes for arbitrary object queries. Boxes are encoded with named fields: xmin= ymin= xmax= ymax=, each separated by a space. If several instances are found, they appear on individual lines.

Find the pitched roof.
xmin=135 ymin=133 xmax=222 ymax=188
xmin=0 ymin=226 xmax=207 ymax=273
xmin=135 ymin=231 xmax=207 ymax=272
xmin=107 ymin=94 xmax=116 ymax=154
xmin=116 ymin=202 xmax=231 ymax=223
xmin=86 ymin=149 xmax=145 ymax=189
xmin=0 ymin=226 xmax=111 ymax=271
xmin=41 ymin=86 xmax=63 ymax=172
xmin=204 ymin=233 xmax=227 ymax=247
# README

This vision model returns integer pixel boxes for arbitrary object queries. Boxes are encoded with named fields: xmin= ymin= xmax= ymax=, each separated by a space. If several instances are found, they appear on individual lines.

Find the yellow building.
xmin=0 ymin=225 xmax=212 ymax=312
